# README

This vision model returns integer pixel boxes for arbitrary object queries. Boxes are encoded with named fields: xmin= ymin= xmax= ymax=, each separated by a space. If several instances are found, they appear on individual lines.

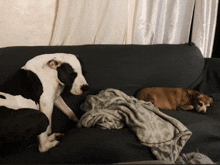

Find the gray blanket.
xmin=78 ymin=88 xmax=192 ymax=162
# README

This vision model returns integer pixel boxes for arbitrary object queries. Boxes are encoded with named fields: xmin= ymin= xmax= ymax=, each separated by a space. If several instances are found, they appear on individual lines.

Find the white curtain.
xmin=0 ymin=0 xmax=56 ymax=47
xmin=192 ymin=0 xmax=219 ymax=58
xmin=50 ymin=0 xmax=218 ymax=57
xmin=0 ymin=0 xmax=218 ymax=57
xmin=50 ymin=0 xmax=196 ymax=45
xmin=50 ymin=0 xmax=129 ymax=45
xmin=133 ymin=0 xmax=195 ymax=44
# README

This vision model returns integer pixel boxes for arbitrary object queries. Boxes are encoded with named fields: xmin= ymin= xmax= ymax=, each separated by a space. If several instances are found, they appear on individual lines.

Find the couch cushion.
xmin=0 ymin=43 xmax=204 ymax=96
xmin=0 ymin=128 xmax=155 ymax=164
xmin=79 ymin=43 xmax=204 ymax=95
xmin=0 ymin=108 xmax=49 ymax=155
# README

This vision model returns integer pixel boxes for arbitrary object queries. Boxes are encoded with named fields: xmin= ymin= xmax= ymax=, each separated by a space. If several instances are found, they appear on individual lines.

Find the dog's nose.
xmin=199 ymin=108 xmax=206 ymax=113
xmin=81 ymin=85 xmax=89 ymax=92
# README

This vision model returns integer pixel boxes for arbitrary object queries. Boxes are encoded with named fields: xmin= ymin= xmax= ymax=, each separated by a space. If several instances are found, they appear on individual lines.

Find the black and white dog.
xmin=0 ymin=53 xmax=88 ymax=152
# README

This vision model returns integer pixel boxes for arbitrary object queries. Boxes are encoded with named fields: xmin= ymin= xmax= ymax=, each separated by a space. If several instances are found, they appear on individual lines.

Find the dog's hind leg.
xmin=54 ymin=96 xmax=79 ymax=122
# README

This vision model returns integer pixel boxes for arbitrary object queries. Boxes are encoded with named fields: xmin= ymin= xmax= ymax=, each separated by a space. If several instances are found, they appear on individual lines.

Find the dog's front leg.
xmin=38 ymin=96 xmax=60 ymax=152
xmin=180 ymin=105 xmax=194 ymax=111
xmin=54 ymin=96 xmax=79 ymax=122
xmin=38 ymin=128 xmax=60 ymax=152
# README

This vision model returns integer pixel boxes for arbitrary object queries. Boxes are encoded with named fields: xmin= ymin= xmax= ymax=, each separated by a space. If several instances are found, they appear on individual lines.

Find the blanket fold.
xmin=78 ymin=88 xmax=192 ymax=162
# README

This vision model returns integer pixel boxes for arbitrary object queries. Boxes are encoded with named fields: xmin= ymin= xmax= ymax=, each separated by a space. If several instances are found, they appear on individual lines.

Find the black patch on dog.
xmin=0 ymin=69 xmax=43 ymax=104
xmin=57 ymin=63 xmax=77 ymax=91
xmin=0 ymin=94 xmax=6 ymax=99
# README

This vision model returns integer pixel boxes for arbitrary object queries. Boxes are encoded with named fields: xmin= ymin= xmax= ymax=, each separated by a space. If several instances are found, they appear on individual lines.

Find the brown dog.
xmin=136 ymin=87 xmax=213 ymax=113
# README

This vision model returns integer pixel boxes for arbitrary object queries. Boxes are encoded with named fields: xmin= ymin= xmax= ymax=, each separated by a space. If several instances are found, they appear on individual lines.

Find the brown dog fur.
xmin=136 ymin=87 xmax=213 ymax=113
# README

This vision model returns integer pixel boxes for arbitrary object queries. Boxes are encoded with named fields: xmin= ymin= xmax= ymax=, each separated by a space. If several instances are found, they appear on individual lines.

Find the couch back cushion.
xmin=0 ymin=43 xmax=204 ymax=96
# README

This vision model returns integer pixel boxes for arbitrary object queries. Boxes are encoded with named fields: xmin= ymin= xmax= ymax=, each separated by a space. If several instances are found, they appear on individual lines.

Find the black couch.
xmin=0 ymin=43 xmax=220 ymax=164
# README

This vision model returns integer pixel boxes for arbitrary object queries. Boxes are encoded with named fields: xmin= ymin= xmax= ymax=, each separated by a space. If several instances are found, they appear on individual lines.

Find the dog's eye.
xmin=198 ymin=102 xmax=203 ymax=106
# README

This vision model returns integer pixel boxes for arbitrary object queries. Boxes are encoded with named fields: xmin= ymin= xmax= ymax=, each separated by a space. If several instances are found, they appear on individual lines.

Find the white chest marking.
xmin=0 ymin=92 xmax=39 ymax=110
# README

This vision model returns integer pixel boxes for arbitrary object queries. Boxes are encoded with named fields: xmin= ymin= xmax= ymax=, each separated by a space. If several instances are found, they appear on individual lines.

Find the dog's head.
xmin=47 ymin=54 xmax=89 ymax=95
xmin=195 ymin=94 xmax=213 ymax=113
xmin=188 ymin=90 xmax=213 ymax=113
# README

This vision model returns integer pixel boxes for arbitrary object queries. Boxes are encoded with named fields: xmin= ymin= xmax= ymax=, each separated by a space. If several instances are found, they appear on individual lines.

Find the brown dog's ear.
xmin=209 ymin=97 xmax=214 ymax=104
xmin=48 ymin=60 xmax=62 ymax=69
xmin=187 ymin=89 xmax=200 ymax=96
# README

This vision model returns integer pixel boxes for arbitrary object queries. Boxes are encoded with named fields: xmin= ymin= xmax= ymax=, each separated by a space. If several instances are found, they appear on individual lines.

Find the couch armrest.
xmin=195 ymin=58 xmax=220 ymax=97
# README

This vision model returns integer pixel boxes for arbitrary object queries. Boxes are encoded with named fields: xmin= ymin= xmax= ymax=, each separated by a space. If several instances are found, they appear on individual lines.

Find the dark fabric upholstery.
xmin=1 ymin=43 xmax=219 ymax=164
xmin=0 ymin=108 xmax=49 ymax=155
xmin=0 ymin=43 xmax=204 ymax=95
xmin=0 ymin=128 xmax=155 ymax=164
xmin=194 ymin=58 xmax=220 ymax=96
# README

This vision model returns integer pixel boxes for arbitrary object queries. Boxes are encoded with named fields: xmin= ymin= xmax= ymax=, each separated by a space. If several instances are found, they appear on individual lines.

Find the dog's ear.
xmin=187 ymin=89 xmax=200 ymax=97
xmin=209 ymin=97 xmax=214 ymax=104
xmin=187 ymin=89 xmax=196 ymax=96
xmin=48 ymin=60 xmax=62 ymax=69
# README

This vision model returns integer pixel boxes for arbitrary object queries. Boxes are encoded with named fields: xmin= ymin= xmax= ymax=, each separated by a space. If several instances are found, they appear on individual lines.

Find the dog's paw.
xmin=38 ymin=133 xmax=64 ymax=152
xmin=180 ymin=105 xmax=194 ymax=111
xmin=77 ymin=121 xmax=82 ymax=128
xmin=69 ymin=114 xmax=79 ymax=122
xmin=39 ymin=139 xmax=60 ymax=152
xmin=48 ymin=133 xmax=65 ymax=141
